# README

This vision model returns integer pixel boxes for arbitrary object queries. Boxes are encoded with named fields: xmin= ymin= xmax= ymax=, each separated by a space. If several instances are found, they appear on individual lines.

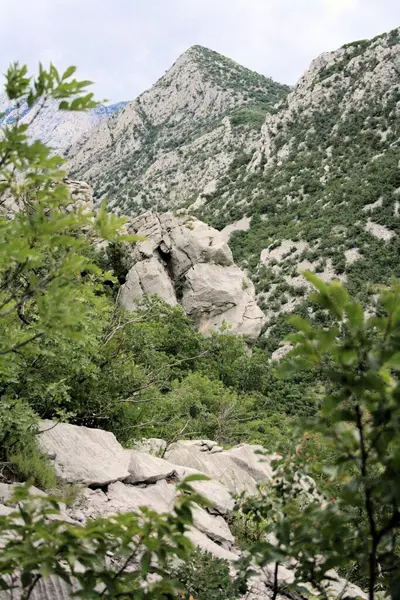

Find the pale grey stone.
xmin=38 ymin=421 xmax=130 ymax=486
xmin=125 ymin=450 xmax=178 ymax=485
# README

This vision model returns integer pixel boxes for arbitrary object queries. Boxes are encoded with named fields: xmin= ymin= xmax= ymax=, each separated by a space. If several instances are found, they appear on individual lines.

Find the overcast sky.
xmin=1 ymin=0 xmax=399 ymax=103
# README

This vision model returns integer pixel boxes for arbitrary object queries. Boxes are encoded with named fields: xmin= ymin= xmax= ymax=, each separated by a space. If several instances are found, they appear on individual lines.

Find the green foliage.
xmin=152 ymin=372 xmax=252 ymax=444
xmin=0 ymin=478 xmax=210 ymax=599
xmin=231 ymin=106 xmax=266 ymax=129
xmin=238 ymin=276 xmax=400 ymax=600
xmin=0 ymin=62 xmax=134 ymax=483
xmin=9 ymin=443 xmax=57 ymax=490
xmin=0 ymin=398 xmax=55 ymax=488
xmin=170 ymin=549 xmax=241 ymax=600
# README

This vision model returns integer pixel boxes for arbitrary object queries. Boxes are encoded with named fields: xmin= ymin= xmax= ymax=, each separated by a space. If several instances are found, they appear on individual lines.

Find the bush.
xmin=171 ymin=549 xmax=241 ymax=600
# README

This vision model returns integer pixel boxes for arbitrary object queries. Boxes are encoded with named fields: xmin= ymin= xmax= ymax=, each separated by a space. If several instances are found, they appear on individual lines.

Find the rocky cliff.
xmin=0 ymin=421 xmax=367 ymax=600
xmin=66 ymin=45 xmax=289 ymax=214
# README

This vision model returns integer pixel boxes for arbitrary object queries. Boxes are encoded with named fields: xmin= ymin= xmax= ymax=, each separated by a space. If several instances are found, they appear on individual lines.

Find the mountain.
xmin=66 ymin=45 xmax=289 ymax=213
xmin=0 ymin=94 xmax=127 ymax=153
xmin=54 ymin=30 xmax=400 ymax=351
xmin=190 ymin=28 xmax=400 ymax=351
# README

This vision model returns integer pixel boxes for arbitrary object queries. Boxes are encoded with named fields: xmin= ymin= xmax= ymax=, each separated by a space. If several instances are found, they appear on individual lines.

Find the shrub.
xmin=171 ymin=549 xmax=241 ymax=600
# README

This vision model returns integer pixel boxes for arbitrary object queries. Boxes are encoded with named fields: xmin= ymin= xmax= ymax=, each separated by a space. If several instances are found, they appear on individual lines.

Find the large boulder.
xmin=124 ymin=448 xmax=234 ymax=515
xmin=164 ymin=440 xmax=274 ymax=495
xmin=37 ymin=421 xmax=130 ymax=486
xmin=125 ymin=450 xmax=178 ymax=485
xmin=118 ymin=211 xmax=263 ymax=340
xmin=119 ymin=257 xmax=178 ymax=308
xmin=126 ymin=212 xmax=233 ymax=278
xmin=182 ymin=263 xmax=264 ymax=340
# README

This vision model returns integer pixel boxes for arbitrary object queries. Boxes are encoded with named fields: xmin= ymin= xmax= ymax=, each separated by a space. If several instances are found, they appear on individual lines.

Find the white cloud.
xmin=0 ymin=0 xmax=398 ymax=101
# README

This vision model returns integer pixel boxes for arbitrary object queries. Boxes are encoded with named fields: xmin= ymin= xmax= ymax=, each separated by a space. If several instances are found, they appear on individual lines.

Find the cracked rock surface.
xmin=0 ymin=421 xmax=366 ymax=600
xmin=118 ymin=211 xmax=264 ymax=340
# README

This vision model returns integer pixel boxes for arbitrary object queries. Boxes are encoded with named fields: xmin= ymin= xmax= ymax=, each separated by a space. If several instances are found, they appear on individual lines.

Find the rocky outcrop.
xmin=253 ymin=30 xmax=400 ymax=171
xmin=164 ymin=439 xmax=275 ymax=495
xmin=220 ymin=216 xmax=251 ymax=243
xmin=64 ymin=179 xmax=94 ymax=214
xmin=118 ymin=211 xmax=264 ymax=340
xmin=1 ymin=422 xmax=366 ymax=600
xmin=38 ymin=420 xmax=131 ymax=486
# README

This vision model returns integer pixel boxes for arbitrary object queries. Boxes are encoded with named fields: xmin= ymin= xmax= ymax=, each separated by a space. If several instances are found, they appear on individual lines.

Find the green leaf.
xmin=346 ymin=302 xmax=364 ymax=329
xmin=61 ymin=66 xmax=77 ymax=81
xmin=385 ymin=352 xmax=400 ymax=370
xmin=181 ymin=474 xmax=210 ymax=483
xmin=303 ymin=271 xmax=328 ymax=294
xmin=140 ymin=550 xmax=152 ymax=573
xmin=288 ymin=315 xmax=313 ymax=335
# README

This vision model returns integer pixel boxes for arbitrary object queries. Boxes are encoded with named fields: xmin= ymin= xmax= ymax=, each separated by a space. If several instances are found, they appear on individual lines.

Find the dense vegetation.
xmin=1 ymin=41 xmax=400 ymax=598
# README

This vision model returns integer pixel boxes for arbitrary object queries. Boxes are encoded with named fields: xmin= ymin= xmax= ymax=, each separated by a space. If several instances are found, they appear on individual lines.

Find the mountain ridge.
xmin=0 ymin=94 xmax=127 ymax=153
xmin=66 ymin=44 xmax=289 ymax=213
xmin=11 ymin=29 xmax=400 ymax=350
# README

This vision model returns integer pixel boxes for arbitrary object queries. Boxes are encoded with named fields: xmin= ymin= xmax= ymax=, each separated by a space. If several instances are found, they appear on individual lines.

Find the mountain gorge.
xmin=1 ymin=25 xmax=400 ymax=599
xmin=65 ymin=27 xmax=400 ymax=353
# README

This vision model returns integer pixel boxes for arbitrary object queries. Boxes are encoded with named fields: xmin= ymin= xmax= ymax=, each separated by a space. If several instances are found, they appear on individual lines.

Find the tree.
xmin=237 ymin=273 xmax=400 ymax=600
xmin=0 ymin=62 xmax=130 ymax=479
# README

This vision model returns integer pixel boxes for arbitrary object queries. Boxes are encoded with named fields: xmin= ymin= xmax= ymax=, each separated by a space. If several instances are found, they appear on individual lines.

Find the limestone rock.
xmin=164 ymin=440 xmax=274 ymax=495
xmin=120 ymin=257 xmax=178 ymax=308
xmin=0 ymin=574 xmax=73 ymax=600
xmin=186 ymin=528 xmax=239 ymax=562
xmin=119 ymin=212 xmax=263 ymax=340
xmin=117 ymin=266 xmax=143 ymax=310
xmin=0 ymin=423 xmax=367 ymax=600
xmin=192 ymin=505 xmax=235 ymax=548
xmin=220 ymin=216 xmax=251 ymax=243
xmin=126 ymin=211 xmax=233 ymax=276
xmin=124 ymin=448 xmax=234 ymax=515
xmin=125 ymin=450 xmax=178 ymax=485
xmin=131 ymin=438 xmax=167 ymax=456
xmin=182 ymin=263 xmax=264 ymax=340
xmin=106 ymin=480 xmax=177 ymax=515
xmin=37 ymin=421 xmax=130 ymax=486
xmin=64 ymin=179 xmax=94 ymax=214
xmin=172 ymin=463 xmax=235 ymax=515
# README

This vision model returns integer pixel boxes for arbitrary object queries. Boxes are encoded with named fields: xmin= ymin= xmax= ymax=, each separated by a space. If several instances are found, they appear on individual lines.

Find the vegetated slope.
xmin=196 ymin=27 xmax=400 ymax=350
xmin=66 ymin=45 xmax=289 ymax=214
xmin=0 ymin=94 xmax=127 ymax=152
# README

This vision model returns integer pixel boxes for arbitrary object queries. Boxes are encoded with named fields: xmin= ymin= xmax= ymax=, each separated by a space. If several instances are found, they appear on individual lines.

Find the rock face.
xmin=118 ymin=211 xmax=264 ymax=340
xmin=164 ymin=440 xmax=275 ymax=495
xmin=1 ymin=422 xmax=366 ymax=600
xmin=66 ymin=45 xmax=289 ymax=214
xmin=38 ymin=420 xmax=131 ymax=486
